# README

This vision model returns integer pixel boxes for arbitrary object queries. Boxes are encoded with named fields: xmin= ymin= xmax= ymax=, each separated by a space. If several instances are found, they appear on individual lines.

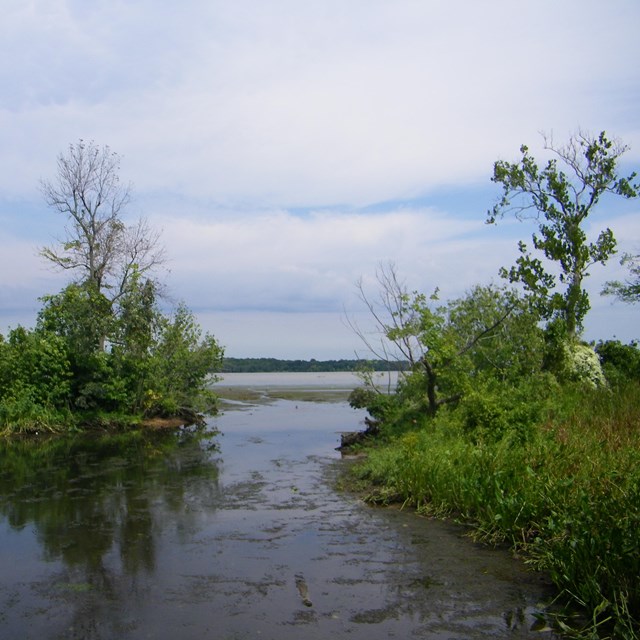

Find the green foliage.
xmin=37 ymin=282 xmax=113 ymax=390
xmin=446 ymin=284 xmax=544 ymax=381
xmin=603 ymin=252 xmax=640 ymax=304
xmin=150 ymin=304 xmax=224 ymax=415
xmin=223 ymin=357 xmax=406 ymax=372
xmin=349 ymin=389 xmax=397 ymax=425
xmin=488 ymin=131 xmax=639 ymax=339
xmin=458 ymin=376 xmax=553 ymax=444
xmin=0 ymin=327 xmax=72 ymax=407
xmin=0 ymin=139 xmax=218 ymax=433
xmin=1 ymin=277 xmax=224 ymax=432
xmin=0 ymin=387 xmax=71 ymax=435
xmin=595 ymin=340 xmax=640 ymax=386
xmin=0 ymin=327 xmax=74 ymax=433
xmin=348 ymin=387 xmax=379 ymax=413
xmin=351 ymin=265 xmax=640 ymax=636
xmin=357 ymin=270 xmax=544 ymax=419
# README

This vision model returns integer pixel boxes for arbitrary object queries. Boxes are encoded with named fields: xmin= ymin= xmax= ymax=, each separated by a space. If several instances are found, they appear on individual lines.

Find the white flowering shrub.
xmin=562 ymin=343 xmax=608 ymax=388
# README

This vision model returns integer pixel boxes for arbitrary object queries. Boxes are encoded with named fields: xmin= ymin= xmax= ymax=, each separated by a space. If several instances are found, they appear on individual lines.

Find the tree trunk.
xmin=420 ymin=357 xmax=438 ymax=417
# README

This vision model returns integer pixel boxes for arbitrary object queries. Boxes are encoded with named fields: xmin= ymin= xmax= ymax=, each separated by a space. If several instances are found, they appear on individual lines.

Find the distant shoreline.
xmin=222 ymin=357 xmax=408 ymax=373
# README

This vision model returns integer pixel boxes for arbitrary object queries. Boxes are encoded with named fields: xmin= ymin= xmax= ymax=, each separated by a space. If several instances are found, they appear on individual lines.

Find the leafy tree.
xmin=38 ymin=283 xmax=112 ymax=361
xmin=107 ymin=273 xmax=163 ymax=413
xmin=0 ymin=327 xmax=72 ymax=408
xmin=150 ymin=304 xmax=224 ymax=416
xmin=37 ymin=283 xmax=114 ymax=410
xmin=40 ymin=140 xmax=165 ymax=304
xmin=487 ymin=131 xmax=639 ymax=340
xmin=351 ymin=264 xmax=543 ymax=417
xmin=595 ymin=339 xmax=640 ymax=384
xmin=34 ymin=280 xmax=224 ymax=420
xmin=602 ymin=252 xmax=640 ymax=303
xmin=0 ymin=327 xmax=73 ymax=432
xmin=446 ymin=283 xmax=544 ymax=381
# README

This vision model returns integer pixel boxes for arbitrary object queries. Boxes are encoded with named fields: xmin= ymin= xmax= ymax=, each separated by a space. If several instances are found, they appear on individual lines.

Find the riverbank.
xmin=347 ymin=381 xmax=640 ymax=639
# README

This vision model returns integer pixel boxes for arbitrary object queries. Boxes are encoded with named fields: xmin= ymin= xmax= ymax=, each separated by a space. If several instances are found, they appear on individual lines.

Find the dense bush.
xmin=596 ymin=339 xmax=640 ymax=385
xmin=0 ymin=281 xmax=223 ymax=434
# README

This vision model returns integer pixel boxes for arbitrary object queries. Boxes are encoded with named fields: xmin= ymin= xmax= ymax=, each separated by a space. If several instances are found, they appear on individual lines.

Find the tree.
xmin=34 ymin=280 xmax=224 ymax=420
xmin=40 ymin=140 xmax=165 ymax=302
xmin=351 ymin=264 xmax=542 ymax=417
xmin=150 ymin=304 xmax=224 ymax=416
xmin=0 ymin=140 xmax=224 ymax=431
xmin=487 ymin=131 xmax=639 ymax=340
xmin=0 ymin=327 xmax=72 ymax=411
xmin=37 ymin=283 xmax=118 ymax=411
xmin=602 ymin=252 xmax=640 ymax=303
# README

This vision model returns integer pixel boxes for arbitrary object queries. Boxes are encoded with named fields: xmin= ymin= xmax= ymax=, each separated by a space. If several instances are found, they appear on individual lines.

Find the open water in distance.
xmin=0 ymin=372 xmax=558 ymax=639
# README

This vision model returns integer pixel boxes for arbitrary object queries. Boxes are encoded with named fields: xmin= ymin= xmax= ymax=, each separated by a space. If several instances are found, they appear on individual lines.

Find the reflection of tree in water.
xmin=0 ymin=427 xmax=221 ymax=635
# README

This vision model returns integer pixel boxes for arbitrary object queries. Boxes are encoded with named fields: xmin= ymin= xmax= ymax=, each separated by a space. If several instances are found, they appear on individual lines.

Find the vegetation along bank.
xmin=347 ymin=132 xmax=640 ymax=638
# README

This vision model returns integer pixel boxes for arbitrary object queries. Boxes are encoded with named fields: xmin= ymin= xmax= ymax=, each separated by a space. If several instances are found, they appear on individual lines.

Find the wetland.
xmin=0 ymin=373 xmax=558 ymax=639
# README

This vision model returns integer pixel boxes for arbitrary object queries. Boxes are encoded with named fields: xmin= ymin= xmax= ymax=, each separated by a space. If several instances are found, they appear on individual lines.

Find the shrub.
xmin=596 ymin=340 xmax=640 ymax=386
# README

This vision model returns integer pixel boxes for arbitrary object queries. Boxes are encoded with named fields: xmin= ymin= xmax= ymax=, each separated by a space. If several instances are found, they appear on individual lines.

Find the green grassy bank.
xmin=349 ymin=382 xmax=640 ymax=639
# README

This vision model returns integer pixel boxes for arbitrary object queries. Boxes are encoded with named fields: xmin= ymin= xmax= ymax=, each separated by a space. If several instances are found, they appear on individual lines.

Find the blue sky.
xmin=1 ymin=0 xmax=639 ymax=358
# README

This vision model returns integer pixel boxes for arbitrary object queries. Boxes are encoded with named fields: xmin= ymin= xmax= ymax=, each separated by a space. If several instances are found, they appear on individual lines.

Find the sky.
xmin=0 ymin=0 xmax=639 ymax=359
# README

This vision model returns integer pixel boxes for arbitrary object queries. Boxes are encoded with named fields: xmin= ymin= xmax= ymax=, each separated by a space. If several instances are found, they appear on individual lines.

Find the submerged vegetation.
xmin=348 ymin=132 xmax=640 ymax=638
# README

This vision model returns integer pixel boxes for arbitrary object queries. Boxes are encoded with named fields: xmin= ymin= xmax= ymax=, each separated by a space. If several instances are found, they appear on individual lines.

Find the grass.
xmin=349 ymin=381 xmax=640 ymax=639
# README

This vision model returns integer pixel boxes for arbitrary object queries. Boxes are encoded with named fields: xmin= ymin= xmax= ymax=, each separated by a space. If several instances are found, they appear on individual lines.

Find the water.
xmin=0 ymin=374 xmax=558 ymax=639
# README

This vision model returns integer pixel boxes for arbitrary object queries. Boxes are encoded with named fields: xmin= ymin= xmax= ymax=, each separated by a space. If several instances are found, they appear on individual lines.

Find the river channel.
xmin=0 ymin=372 xmax=558 ymax=639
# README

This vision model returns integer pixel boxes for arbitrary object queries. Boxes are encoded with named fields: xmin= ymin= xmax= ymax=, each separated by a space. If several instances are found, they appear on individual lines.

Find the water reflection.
xmin=0 ymin=427 xmax=221 ymax=637
xmin=0 ymin=401 xmax=559 ymax=640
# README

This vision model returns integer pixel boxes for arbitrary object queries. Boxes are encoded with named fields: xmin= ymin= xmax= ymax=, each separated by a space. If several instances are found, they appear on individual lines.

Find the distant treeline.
xmin=221 ymin=357 xmax=408 ymax=373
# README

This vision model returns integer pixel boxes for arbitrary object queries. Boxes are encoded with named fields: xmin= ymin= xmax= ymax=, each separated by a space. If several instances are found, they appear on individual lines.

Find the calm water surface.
xmin=0 ymin=374 xmax=558 ymax=639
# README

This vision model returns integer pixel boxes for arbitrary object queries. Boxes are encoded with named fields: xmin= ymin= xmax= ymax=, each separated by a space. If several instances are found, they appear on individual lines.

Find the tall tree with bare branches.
xmin=40 ymin=140 xmax=165 ymax=302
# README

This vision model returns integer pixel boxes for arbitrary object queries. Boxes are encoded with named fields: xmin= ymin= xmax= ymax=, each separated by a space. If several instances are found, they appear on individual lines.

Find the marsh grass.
xmin=351 ymin=381 xmax=640 ymax=638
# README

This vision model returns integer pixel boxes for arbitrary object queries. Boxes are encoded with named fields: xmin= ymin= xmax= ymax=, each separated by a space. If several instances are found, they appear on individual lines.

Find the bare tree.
xmin=40 ymin=140 xmax=165 ymax=300
xmin=349 ymin=263 xmax=426 ymax=366
xmin=113 ymin=217 xmax=166 ymax=302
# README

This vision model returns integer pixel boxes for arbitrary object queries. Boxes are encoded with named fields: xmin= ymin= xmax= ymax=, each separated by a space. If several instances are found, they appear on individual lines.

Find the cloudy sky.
xmin=1 ymin=0 xmax=639 ymax=358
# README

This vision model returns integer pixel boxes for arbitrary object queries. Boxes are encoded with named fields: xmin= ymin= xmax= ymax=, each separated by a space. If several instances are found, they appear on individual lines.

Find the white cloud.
xmin=157 ymin=207 xmax=493 ymax=312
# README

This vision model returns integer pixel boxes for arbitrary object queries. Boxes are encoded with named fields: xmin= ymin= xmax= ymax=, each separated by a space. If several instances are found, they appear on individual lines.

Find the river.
xmin=0 ymin=372 xmax=558 ymax=639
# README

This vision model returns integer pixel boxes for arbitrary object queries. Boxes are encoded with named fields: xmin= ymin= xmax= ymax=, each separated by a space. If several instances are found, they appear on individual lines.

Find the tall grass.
xmin=0 ymin=391 xmax=73 ymax=435
xmin=351 ymin=382 xmax=640 ymax=638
